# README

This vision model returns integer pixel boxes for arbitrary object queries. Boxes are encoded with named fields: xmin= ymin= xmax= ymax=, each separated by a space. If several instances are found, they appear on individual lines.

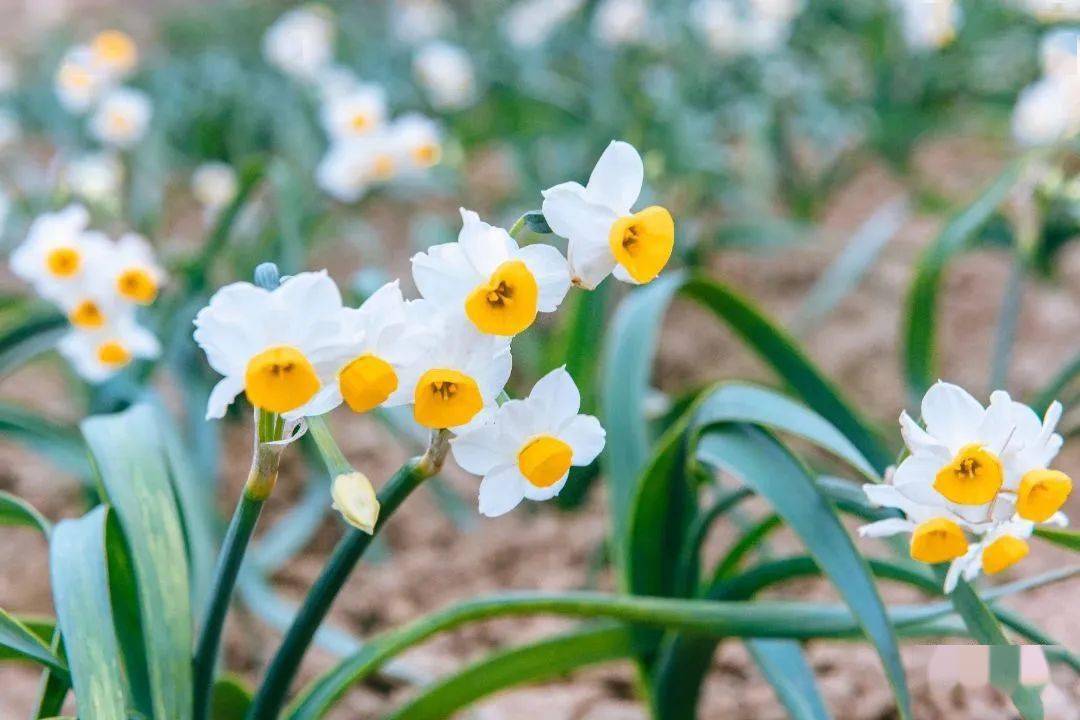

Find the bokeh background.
xmin=1 ymin=0 xmax=1079 ymax=717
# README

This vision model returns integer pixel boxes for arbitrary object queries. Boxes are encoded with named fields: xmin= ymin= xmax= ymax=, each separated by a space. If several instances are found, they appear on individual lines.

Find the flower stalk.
xmin=246 ymin=429 xmax=450 ymax=719
xmin=192 ymin=407 xmax=286 ymax=720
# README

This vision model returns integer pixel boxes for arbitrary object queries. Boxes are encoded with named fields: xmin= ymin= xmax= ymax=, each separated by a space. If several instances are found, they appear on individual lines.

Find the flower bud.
xmin=331 ymin=471 xmax=380 ymax=534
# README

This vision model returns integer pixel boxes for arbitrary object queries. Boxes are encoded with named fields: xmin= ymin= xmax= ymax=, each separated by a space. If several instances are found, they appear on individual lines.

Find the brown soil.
xmin=2 ymin=136 xmax=1080 ymax=719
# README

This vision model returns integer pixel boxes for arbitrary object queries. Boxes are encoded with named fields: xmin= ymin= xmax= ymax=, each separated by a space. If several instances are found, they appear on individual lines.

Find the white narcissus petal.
xmin=193 ymin=282 xmax=270 ymax=375
xmin=891 ymin=455 xmax=949 ymax=506
xmin=541 ymin=185 xmax=619 ymax=289
xmin=979 ymin=391 xmax=1018 ymax=454
xmin=857 ymin=518 xmax=914 ymax=538
xmin=206 ymin=375 xmax=245 ymax=420
xmin=921 ymin=381 xmax=985 ymax=452
xmin=452 ymin=422 xmax=512 ymax=476
xmin=561 ymin=414 xmax=606 ymax=465
xmin=539 ymin=182 xmax=588 ymax=237
xmin=411 ymin=242 xmax=480 ymax=306
xmin=585 ymin=140 xmax=643 ymax=215
xmin=478 ymin=465 xmax=527 ymax=517
xmin=474 ymin=345 xmax=513 ymax=404
xmin=517 ymin=243 xmax=571 ymax=312
xmin=899 ymin=411 xmax=948 ymax=458
xmin=522 ymin=474 xmax=568 ymax=502
xmin=457 ymin=208 xmax=516 ymax=277
xmin=611 ymin=263 xmax=638 ymax=285
xmin=531 ymin=366 xmax=581 ymax=422
xmin=285 ymin=385 xmax=343 ymax=421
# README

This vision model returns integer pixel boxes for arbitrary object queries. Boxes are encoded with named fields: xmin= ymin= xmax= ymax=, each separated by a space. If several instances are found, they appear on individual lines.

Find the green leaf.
xmin=384 ymin=626 xmax=643 ymax=720
xmin=82 ymin=404 xmax=193 ymax=720
xmin=902 ymin=159 xmax=1025 ymax=402
xmin=0 ymin=312 xmax=67 ymax=376
xmin=50 ymin=507 xmax=128 ymax=719
xmin=746 ymin=639 xmax=832 ymax=720
xmin=0 ymin=608 xmax=67 ymax=674
xmin=33 ymin=630 xmax=70 ymax=719
xmin=0 ymin=402 xmax=89 ymax=476
xmin=211 ymin=674 xmax=254 ymax=720
xmin=287 ymin=590 xmax=964 ymax=720
xmin=0 ymin=489 xmax=52 ymax=535
xmin=1034 ymin=526 xmax=1080 ymax=551
xmin=602 ymin=273 xmax=889 ymax=560
xmin=692 ymin=426 xmax=909 ymax=719
xmin=1031 ymin=350 xmax=1080 ymax=415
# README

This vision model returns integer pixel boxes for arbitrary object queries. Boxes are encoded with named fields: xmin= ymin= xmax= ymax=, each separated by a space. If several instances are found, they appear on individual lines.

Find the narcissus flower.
xmin=58 ymin=314 xmax=160 ymax=382
xmin=192 ymin=162 xmax=239 ymax=212
xmin=316 ymin=134 xmax=398 ymax=203
xmin=397 ymin=305 xmax=512 ymax=430
xmin=89 ymin=87 xmax=152 ymax=148
xmin=64 ymin=152 xmax=124 ymax=205
xmin=542 ymin=141 xmax=674 ymax=289
xmin=106 ymin=233 xmax=166 ymax=305
xmin=388 ymin=114 xmax=443 ymax=171
xmin=262 ymin=5 xmax=335 ymax=81
xmin=321 ymin=83 xmax=388 ymax=141
xmin=412 ymin=209 xmax=570 ymax=336
xmin=287 ymin=280 xmax=431 ymax=419
xmin=859 ymin=381 xmax=1072 ymax=592
xmin=413 ymin=41 xmax=478 ymax=111
xmin=55 ymin=46 xmax=109 ymax=114
xmin=89 ymin=30 xmax=138 ymax=79
xmin=194 ymin=271 xmax=349 ymax=419
xmin=10 ymin=205 xmax=105 ymax=301
xmin=452 ymin=367 xmax=605 ymax=516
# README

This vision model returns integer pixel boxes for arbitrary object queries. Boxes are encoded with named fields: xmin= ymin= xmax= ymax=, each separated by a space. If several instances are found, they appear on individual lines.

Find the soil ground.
xmin=1 ymin=133 xmax=1079 ymax=718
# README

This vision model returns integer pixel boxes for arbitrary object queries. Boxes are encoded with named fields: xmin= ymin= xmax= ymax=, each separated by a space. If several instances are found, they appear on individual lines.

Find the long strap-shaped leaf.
xmin=0 ymin=608 xmax=66 ymax=674
xmin=694 ymin=426 xmax=910 ymax=719
xmin=602 ymin=273 xmax=890 ymax=561
xmin=82 ymin=405 xmax=194 ymax=720
xmin=384 ymin=625 xmax=643 ymax=720
xmin=0 ymin=489 xmax=52 ymax=535
xmin=50 ymin=507 xmax=128 ymax=719
xmin=0 ymin=403 xmax=89 ymax=477
xmin=902 ymin=158 xmax=1026 ymax=402
xmin=746 ymin=639 xmax=832 ymax=720
xmin=0 ymin=312 xmax=67 ymax=376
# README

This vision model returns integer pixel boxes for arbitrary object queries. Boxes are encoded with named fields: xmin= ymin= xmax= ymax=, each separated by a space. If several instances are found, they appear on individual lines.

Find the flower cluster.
xmin=54 ymin=29 xmax=152 ymax=149
xmin=260 ymin=5 xmax=444 ymax=204
xmin=859 ymin=382 xmax=1072 ymax=592
xmin=194 ymin=140 xmax=675 ymax=517
xmin=1012 ymin=29 xmax=1080 ymax=147
xmin=9 ymin=205 xmax=163 ymax=381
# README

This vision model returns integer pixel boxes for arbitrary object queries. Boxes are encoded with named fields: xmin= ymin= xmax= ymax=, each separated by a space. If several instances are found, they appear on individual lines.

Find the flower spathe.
xmin=452 ymin=367 xmax=605 ymax=516
xmin=194 ymin=271 xmax=349 ymax=419
xmin=859 ymin=381 xmax=1072 ymax=592
xmin=542 ymin=140 xmax=675 ymax=289
xmin=411 ymin=208 xmax=570 ymax=336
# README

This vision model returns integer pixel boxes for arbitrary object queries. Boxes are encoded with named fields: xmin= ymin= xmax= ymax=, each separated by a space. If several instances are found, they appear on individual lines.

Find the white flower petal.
xmin=206 ymin=375 xmax=244 ymax=420
xmin=585 ymin=140 xmax=643 ymax=215
xmin=452 ymin=423 xmax=512 ymax=476
xmin=891 ymin=455 xmax=948 ymax=506
xmin=411 ymin=242 xmax=480 ymax=307
xmin=899 ymin=410 xmax=948 ymax=458
xmin=541 ymin=185 xmax=619 ymax=289
xmin=478 ymin=465 xmax=526 ymax=517
xmin=517 ymin=243 xmax=571 ymax=312
xmin=522 ymin=474 xmax=568 ymax=502
xmin=560 ymin=414 xmax=606 ymax=465
xmin=921 ymin=381 xmax=985 ymax=451
xmin=857 ymin=518 xmax=914 ymax=538
xmin=530 ymin=366 xmax=581 ymax=422
xmin=457 ymin=208 xmax=516 ymax=277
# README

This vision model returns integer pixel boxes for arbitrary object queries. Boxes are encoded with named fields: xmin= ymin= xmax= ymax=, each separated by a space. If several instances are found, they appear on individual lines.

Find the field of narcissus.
xmin=0 ymin=1 xmax=1079 ymax=718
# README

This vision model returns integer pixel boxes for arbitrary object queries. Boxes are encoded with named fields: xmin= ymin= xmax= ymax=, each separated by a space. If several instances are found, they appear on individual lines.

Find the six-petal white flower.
xmin=412 ymin=208 xmax=570 ymax=337
xmin=452 ymin=367 xmax=606 ymax=516
xmin=542 ymin=140 xmax=674 ymax=289
xmin=89 ymin=86 xmax=152 ymax=148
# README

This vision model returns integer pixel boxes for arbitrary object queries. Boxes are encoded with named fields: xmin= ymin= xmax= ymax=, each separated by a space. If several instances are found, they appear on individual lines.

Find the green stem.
xmin=246 ymin=432 xmax=448 ymax=719
xmin=192 ymin=409 xmax=283 ymax=720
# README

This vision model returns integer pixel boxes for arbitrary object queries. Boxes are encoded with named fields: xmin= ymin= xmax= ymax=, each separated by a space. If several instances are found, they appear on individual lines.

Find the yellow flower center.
xmin=933 ymin=443 xmax=1003 ymax=505
xmin=517 ymin=435 xmax=573 ymax=488
xmin=464 ymin=260 xmax=539 ymax=336
xmin=244 ymin=345 xmax=321 ymax=414
xmin=411 ymin=142 xmax=441 ymax=167
xmin=108 ymin=111 xmax=134 ymax=135
xmin=1016 ymin=469 xmax=1072 ymax=523
xmin=116 ymin=268 xmax=158 ymax=304
xmin=59 ymin=63 xmax=92 ymax=90
xmin=46 ymin=247 xmax=81 ymax=277
xmin=608 ymin=206 xmax=675 ymax=284
xmin=909 ymin=517 xmax=968 ymax=564
xmin=338 ymin=353 xmax=398 ymax=414
xmin=91 ymin=30 xmax=137 ymax=70
xmin=372 ymin=154 xmax=395 ymax=180
xmin=981 ymin=535 xmax=1029 ymax=575
xmin=97 ymin=340 xmax=131 ymax=368
xmin=350 ymin=112 xmax=372 ymax=133
xmin=413 ymin=368 xmax=483 ymax=429
xmin=69 ymin=300 xmax=106 ymax=329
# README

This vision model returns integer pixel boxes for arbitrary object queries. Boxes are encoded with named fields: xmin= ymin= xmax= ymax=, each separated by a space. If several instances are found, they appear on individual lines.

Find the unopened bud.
xmin=331 ymin=471 xmax=380 ymax=534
